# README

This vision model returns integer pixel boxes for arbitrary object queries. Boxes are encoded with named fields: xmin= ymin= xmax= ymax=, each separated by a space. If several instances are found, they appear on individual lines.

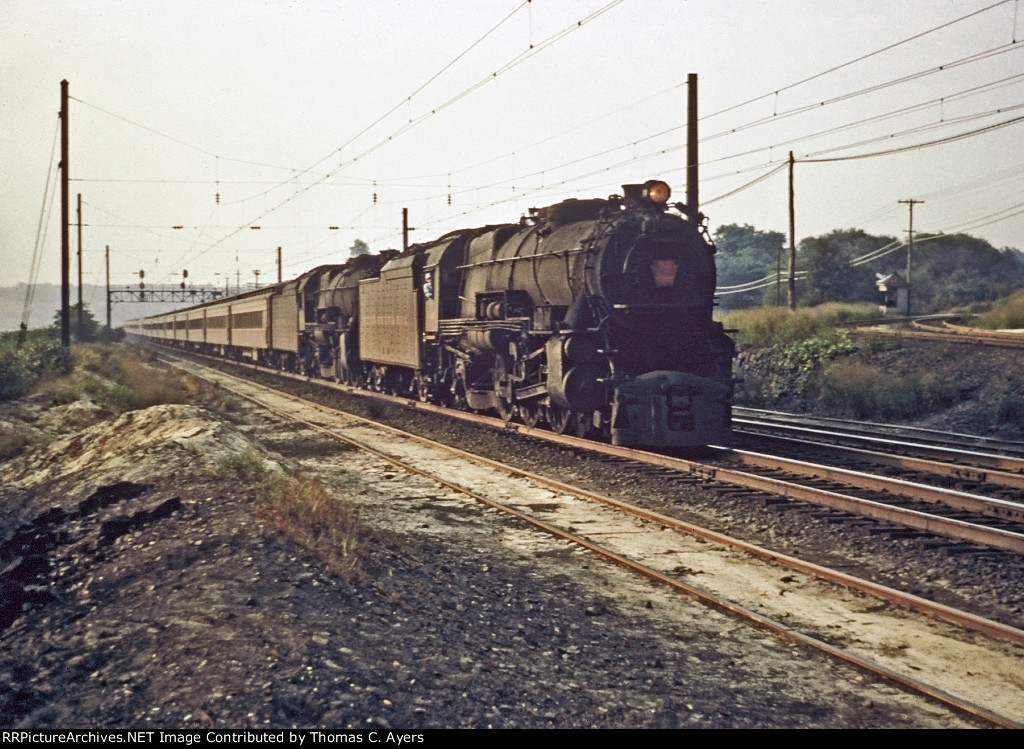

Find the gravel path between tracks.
xmin=0 ymin=361 xmax=1004 ymax=729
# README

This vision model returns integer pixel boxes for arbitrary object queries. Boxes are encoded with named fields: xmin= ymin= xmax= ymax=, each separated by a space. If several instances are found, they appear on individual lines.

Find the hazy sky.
xmin=2 ymin=0 xmax=1022 ymax=309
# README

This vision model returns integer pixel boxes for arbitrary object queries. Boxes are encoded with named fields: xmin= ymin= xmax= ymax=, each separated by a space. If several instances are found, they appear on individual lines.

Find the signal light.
xmin=642 ymin=180 xmax=671 ymax=204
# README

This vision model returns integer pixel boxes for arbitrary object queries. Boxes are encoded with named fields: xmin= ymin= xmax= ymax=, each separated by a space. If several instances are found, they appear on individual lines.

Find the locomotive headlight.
xmin=642 ymin=180 xmax=671 ymax=204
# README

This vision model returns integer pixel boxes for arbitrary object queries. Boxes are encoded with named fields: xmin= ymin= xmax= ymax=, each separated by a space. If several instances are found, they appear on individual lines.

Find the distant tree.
xmin=792 ymin=228 xmax=1024 ymax=312
xmin=349 ymin=239 xmax=370 ymax=257
xmin=50 ymin=303 xmax=121 ymax=342
xmin=713 ymin=224 xmax=787 ymax=309
xmin=799 ymin=229 xmax=894 ymax=306
xmin=901 ymin=234 xmax=1024 ymax=313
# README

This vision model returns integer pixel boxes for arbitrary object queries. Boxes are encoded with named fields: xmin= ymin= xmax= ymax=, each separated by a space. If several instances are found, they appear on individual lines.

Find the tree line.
xmin=713 ymin=224 xmax=1024 ymax=313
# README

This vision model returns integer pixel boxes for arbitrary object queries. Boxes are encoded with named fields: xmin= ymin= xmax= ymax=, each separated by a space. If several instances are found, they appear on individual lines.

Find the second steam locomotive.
xmin=127 ymin=180 xmax=735 ymax=447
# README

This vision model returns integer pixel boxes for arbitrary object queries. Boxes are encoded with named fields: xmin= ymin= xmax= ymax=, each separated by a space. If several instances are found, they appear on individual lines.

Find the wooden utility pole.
xmin=60 ymin=80 xmax=70 ymax=346
xmin=105 ymin=245 xmax=111 ymax=329
xmin=788 ymin=151 xmax=796 ymax=310
xmin=277 ymin=246 xmax=282 ymax=283
xmin=402 ymin=208 xmax=411 ymax=252
xmin=686 ymin=73 xmax=698 ymax=222
xmin=77 ymin=193 xmax=83 ymax=338
xmin=899 ymin=199 xmax=924 ymax=316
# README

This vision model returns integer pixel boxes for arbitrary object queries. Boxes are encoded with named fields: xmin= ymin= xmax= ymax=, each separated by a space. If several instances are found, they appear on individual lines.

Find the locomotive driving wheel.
xmin=414 ymin=372 xmax=433 ymax=403
xmin=519 ymin=400 xmax=543 ymax=428
xmin=571 ymin=411 xmax=595 ymax=439
xmin=546 ymin=404 xmax=571 ymax=434
xmin=493 ymin=354 xmax=516 ymax=423
xmin=370 ymin=366 xmax=387 ymax=393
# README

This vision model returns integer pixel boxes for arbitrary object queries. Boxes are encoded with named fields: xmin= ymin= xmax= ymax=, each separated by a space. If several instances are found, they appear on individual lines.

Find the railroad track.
xmin=734 ymin=406 xmax=1024 ymax=459
xmin=733 ymin=408 xmax=1024 ymax=523
xmin=163 ymin=351 xmax=1024 ymax=728
xmin=154 ymin=343 xmax=1024 ymax=557
xmin=851 ymin=318 xmax=1024 ymax=349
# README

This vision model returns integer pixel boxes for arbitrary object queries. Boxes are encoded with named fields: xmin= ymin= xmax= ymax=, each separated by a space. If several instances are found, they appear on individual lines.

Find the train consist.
xmin=127 ymin=180 xmax=735 ymax=447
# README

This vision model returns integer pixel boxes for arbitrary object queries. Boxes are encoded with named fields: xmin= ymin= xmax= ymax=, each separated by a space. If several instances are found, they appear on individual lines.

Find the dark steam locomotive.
xmin=127 ymin=179 xmax=735 ymax=447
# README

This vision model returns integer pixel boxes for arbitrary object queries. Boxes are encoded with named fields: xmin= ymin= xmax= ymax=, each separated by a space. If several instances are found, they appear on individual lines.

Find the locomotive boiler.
xmin=352 ymin=178 xmax=734 ymax=447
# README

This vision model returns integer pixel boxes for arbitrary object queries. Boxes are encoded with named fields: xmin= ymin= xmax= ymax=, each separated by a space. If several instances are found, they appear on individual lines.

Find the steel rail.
xmin=733 ymin=406 xmax=1024 ymax=455
xmin=154 ymin=344 xmax=1024 ymax=553
xmin=941 ymin=320 xmax=1024 ymax=341
xmin=169 ymin=354 xmax=1024 ymax=729
xmin=730 ymin=448 xmax=1024 ymax=523
xmin=856 ymin=323 xmax=1024 ymax=349
xmin=734 ymin=428 xmax=1024 ymax=492
xmin=734 ymin=417 xmax=1024 ymax=472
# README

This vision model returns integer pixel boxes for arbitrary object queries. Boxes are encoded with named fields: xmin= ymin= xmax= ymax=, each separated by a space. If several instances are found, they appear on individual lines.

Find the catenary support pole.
xmin=105 ymin=245 xmax=111 ymax=329
xmin=60 ymin=80 xmax=70 ymax=346
xmin=899 ymin=199 xmax=923 ymax=317
xmin=788 ymin=151 xmax=796 ymax=311
xmin=686 ymin=73 xmax=698 ymax=222
xmin=77 ymin=193 xmax=83 ymax=338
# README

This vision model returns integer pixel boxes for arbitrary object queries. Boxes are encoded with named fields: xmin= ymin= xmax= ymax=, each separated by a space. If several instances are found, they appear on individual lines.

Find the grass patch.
xmin=38 ymin=344 xmax=191 ymax=411
xmin=818 ymin=360 xmax=959 ymax=419
xmin=27 ymin=343 xmax=238 ymax=415
xmin=972 ymin=289 xmax=1024 ymax=330
xmin=0 ymin=430 xmax=29 ymax=461
xmin=217 ymin=451 xmax=363 ymax=580
xmin=718 ymin=303 xmax=879 ymax=348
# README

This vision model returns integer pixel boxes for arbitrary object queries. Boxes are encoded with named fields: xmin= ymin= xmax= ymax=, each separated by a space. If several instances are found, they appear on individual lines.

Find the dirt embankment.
xmin=734 ymin=337 xmax=1024 ymax=441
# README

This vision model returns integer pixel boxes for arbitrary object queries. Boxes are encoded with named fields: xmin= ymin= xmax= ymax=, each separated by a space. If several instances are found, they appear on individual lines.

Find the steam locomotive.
xmin=127 ymin=179 xmax=735 ymax=447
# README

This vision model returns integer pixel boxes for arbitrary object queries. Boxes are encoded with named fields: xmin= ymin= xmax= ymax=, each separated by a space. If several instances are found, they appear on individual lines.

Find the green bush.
xmin=215 ymin=451 xmax=271 ymax=483
xmin=0 ymin=334 xmax=74 ymax=402
xmin=215 ymin=451 xmax=363 ymax=580
xmin=819 ymin=361 xmax=959 ymax=419
xmin=767 ymin=332 xmax=859 ymax=398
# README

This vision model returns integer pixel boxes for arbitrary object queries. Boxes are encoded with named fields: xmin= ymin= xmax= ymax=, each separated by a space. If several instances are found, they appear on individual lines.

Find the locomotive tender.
xmin=127 ymin=179 xmax=735 ymax=447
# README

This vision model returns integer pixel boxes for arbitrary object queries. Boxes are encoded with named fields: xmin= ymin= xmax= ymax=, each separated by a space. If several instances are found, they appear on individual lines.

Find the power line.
xmin=21 ymin=117 xmax=62 ymax=332
xmin=69 ymin=96 xmax=328 ymax=175
xmin=799 ymin=114 xmax=1024 ymax=162
xmin=701 ymin=0 xmax=1015 ymax=123
xmin=382 ymin=64 xmax=1024 ymax=222
xmin=181 ymin=1 xmax=624 ymax=270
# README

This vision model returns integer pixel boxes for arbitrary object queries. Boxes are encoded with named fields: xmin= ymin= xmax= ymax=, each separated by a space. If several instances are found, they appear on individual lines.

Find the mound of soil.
xmin=735 ymin=337 xmax=1024 ymax=441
